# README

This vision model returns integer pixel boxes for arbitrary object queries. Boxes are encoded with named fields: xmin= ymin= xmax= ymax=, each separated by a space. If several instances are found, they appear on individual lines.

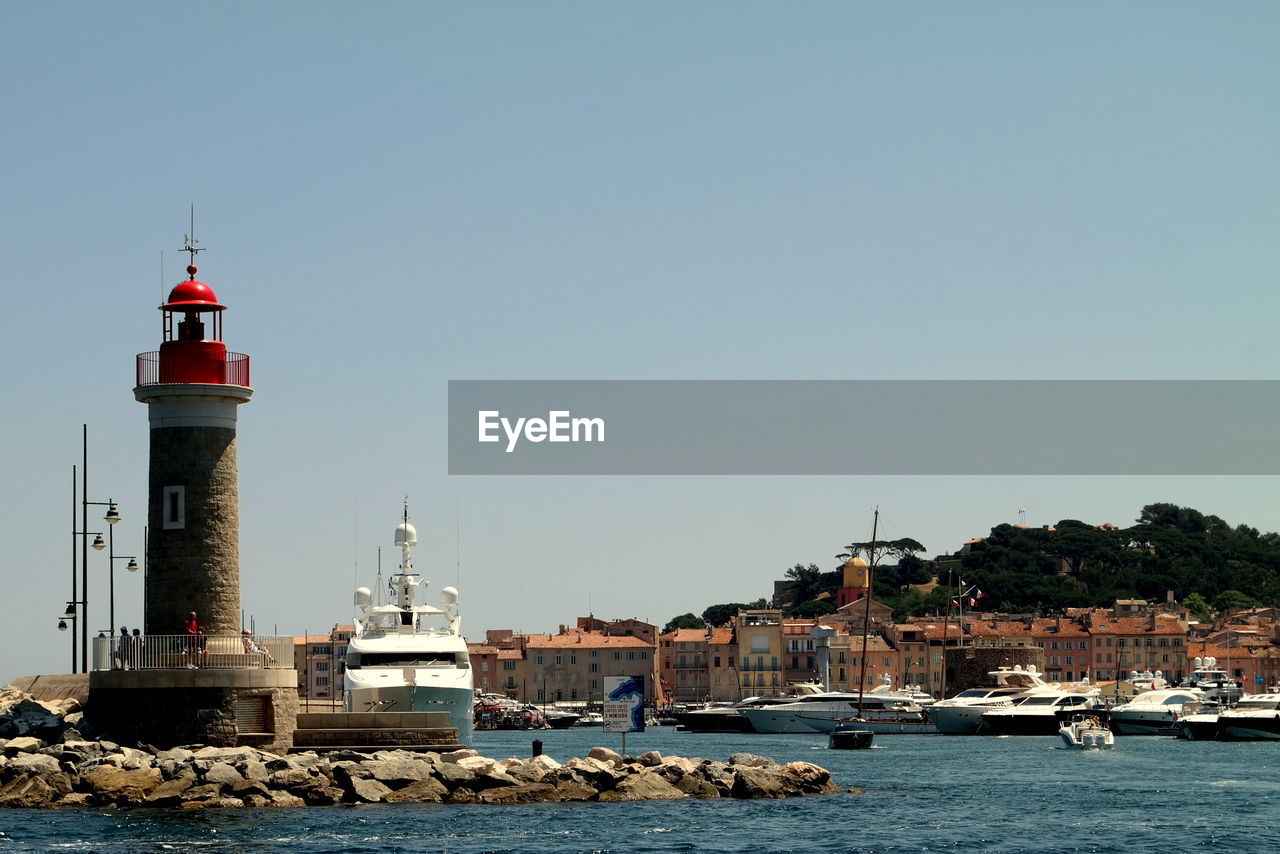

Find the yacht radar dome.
xmin=395 ymin=522 xmax=418 ymax=548
xmin=441 ymin=586 xmax=458 ymax=608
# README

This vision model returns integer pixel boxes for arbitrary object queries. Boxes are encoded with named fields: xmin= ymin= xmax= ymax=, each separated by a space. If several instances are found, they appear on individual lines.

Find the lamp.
xmin=92 ymin=534 xmax=105 ymax=551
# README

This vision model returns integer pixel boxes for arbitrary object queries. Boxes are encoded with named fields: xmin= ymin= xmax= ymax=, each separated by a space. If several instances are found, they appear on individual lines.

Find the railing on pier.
xmin=91 ymin=633 xmax=291 ymax=671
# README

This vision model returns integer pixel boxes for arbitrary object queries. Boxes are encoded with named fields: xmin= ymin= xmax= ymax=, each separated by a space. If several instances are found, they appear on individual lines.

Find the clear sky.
xmin=2 ymin=1 xmax=1277 ymax=683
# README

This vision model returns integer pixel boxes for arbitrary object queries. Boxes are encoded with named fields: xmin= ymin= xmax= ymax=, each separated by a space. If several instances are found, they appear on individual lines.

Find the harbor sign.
xmin=603 ymin=675 xmax=645 ymax=733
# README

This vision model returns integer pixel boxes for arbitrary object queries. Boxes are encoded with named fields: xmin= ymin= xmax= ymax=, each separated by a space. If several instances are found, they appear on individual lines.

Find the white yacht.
xmin=1217 ymin=692 xmax=1280 ymax=741
xmin=344 ymin=508 xmax=473 ymax=744
xmin=927 ymin=665 xmax=1052 ymax=735
xmin=1107 ymin=688 xmax=1204 ymax=735
xmin=742 ymin=679 xmax=933 ymax=734
xmin=1179 ymin=658 xmax=1243 ymax=704
xmin=978 ymin=690 xmax=1101 ymax=735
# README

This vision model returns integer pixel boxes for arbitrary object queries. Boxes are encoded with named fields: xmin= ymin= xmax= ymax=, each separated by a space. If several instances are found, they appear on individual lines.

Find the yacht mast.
xmin=856 ymin=507 xmax=878 ymax=718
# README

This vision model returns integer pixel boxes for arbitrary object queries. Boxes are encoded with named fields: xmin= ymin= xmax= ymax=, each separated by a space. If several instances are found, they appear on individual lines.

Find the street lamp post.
xmin=107 ymin=516 xmax=138 ymax=634
xmin=57 ymin=602 xmax=78 ymax=671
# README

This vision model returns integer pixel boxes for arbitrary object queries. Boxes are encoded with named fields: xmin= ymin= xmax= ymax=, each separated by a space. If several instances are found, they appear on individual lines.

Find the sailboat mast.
xmin=857 ymin=507 xmax=878 ymax=717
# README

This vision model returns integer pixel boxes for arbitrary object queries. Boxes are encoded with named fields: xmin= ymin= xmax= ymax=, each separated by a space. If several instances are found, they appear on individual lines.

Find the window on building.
xmin=613 ymin=652 xmax=621 ymax=660
xmin=589 ymin=663 xmax=599 ymax=673
xmin=554 ymin=655 xmax=562 ymax=665
xmin=316 ymin=676 xmax=329 ymax=686
xmin=504 ymin=661 xmax=515 ymax=671
xmin=569 ymin=654 xmax=576 ymax=665
xmin=505 ymin=676 xmax=515 ymax=688
xmin=713 ymin=656 xmax=721 ymax=668
xmin=315 ymin=661 xmax=329 ymax=671
xmin=1065 ymin=656 xmax=1073 ymax=665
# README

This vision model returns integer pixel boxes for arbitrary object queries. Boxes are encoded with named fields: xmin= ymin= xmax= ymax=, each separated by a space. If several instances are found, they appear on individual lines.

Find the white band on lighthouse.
xmin=133 ymin=383 xmax=253 ymax=429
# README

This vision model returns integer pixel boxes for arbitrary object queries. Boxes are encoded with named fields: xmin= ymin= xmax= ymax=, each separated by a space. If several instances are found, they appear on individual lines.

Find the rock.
xmin=637 ymin=750 xmax=664 ymax=767
xmin=563 ymin=756 xmax=621 ymax=787
xmin=552 ymin=780 xmax=598 ymax=802
xmin=0 ymin=700 xmax=66 ymax=740
xmin=268 ymin=766 xmax=320 ymax=790
xmin=455 ymin=755 xmax=502 ymax=775
xmin=5 ymin=752 xmax=66 ymax=779
xmin=728 ymin=752 xmax=775 ymax=768
xmin=144 ymin=770 xmax=198 ymax=806
xmin=5 ymin=736 xmax=43 ymax=754
xmin=478 ymin=783 xmax=559 ymax=804
xmin=445 ymin=787 xmax=480 ymax=804
xmin=783 ymin=761 xmax=837 ymax=793
xmin=597 ymin=771 xmax=686 ymax=802
xmin=81 ymin=765 xmax=163 ymax=804
xmin=383 ymin=777 xmax=449 ymax=804
xmin=347 ymin=777 xmax=392 ymax=803
xmin=471 ymin=768 xmax=520 ymax=791
xmin=330 ymin=761 xmax=373 ymax=787
xmin=56 ymin=792 xmax=96 ymax=807
xmin=672 ymin=774 xmax=720 ymax=798
xmin=440 ymin=748 xmax=478 ymax=763
xmin=586 ymin=746 xmax=623 ymax=766
xmin=731 ymin=765 xmax=803 ymax=800
xmin=203 ymin=762 xmax=246 ymax=789
xmin=0 ymin=775 xmax=56 ymax=808
xmin=302 ymin=785 xmax=346 ymax=806
xmin=369 ymin=758 xmax=432 ymax=786
xmin=433 ymin=761 xmax=476 ymax=788
xmin=242 ymin=760 xmax=270 ymax=784
xmin=268 ymin=790 xmax=306 ymax=807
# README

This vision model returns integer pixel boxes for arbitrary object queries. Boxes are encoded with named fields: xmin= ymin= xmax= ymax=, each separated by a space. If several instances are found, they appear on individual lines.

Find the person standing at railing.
xmin=184 ymin=611 xmax=207 ymax=668
xmin=129 ymin=628 xmax=144 ymax=669
xmin=114 ymin=627 xmax=130 ymax=670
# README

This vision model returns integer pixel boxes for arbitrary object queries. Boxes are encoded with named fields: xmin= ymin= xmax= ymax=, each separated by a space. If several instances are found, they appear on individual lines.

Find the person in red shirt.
xmin=184 ymin=611 xmax=207 ymax=667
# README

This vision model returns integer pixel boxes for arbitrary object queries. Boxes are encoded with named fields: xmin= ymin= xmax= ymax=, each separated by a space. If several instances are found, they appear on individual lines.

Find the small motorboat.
xmin=1058 ymin=714 xmax=1114 ymax=750
xmin=829 ymin=721 xmax=874 ymax=749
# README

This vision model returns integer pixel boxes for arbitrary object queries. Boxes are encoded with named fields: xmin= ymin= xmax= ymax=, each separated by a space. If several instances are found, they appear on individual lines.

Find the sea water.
xmin=1 ymin=729 xmax=1277 ymax=853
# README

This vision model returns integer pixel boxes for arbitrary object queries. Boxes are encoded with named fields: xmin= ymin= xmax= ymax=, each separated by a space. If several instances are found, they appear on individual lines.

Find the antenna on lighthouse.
xmin=182 ymin=204 xmax=204 ymax=276
xmin=1018 ymin=508 xmax=1028 ymax=526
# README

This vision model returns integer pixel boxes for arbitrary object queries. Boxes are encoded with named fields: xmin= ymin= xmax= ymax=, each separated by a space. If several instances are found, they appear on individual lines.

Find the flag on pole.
xmin=951 ymin=598 xmax=960 ymax=608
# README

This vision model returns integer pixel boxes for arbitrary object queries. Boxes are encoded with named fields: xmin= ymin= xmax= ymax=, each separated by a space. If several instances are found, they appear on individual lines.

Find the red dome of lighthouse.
xmin=161 ymin=269 xmax=226 ymax=311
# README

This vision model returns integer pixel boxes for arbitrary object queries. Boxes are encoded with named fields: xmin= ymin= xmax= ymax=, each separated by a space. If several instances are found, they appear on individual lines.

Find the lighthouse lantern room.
xmin=136 ymin=263 xmax=249 ymax=387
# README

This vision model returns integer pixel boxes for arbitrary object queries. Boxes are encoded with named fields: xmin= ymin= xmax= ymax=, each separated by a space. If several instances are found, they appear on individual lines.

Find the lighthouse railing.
xmin=135 ymin=351 xmax=251 ymax=387
xmin=92 ymin=633 xmax=290 ymax=671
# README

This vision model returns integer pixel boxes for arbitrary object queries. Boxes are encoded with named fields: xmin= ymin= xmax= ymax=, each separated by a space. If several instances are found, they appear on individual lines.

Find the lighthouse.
xmin=134 ymin=259 xmax=251 ymax=635
xmin=87 ymin=237 xmax=297 ymax=752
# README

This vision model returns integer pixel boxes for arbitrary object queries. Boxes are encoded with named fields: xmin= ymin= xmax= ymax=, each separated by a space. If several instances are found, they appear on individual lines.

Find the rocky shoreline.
xmin=0 ymin=687 xmax=842 ymax=808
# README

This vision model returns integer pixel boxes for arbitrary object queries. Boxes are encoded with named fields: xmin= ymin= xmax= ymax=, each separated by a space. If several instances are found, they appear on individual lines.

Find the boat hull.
xmin=797 ymin=714 xmax=935 ymax=735
xmin=979 ymin=712 xmax=1064 ymax=736
xmin=927 ymin=703 xmax=1005 ymax=735
xmin=1108 ymin=711 xmax=1180 ymax=736
xmin=345 ymin=682 xmax=474 ymax=744
xmin=1218 ymin=713 xmax=1280 ymax=741
xmin=674 ymin=711 xmax=754 ymax=733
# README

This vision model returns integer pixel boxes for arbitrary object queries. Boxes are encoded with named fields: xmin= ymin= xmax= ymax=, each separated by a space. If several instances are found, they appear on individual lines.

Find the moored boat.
xmin=1108 ymin=688 xmax=1204 ymax=736
xmin=1217 ymin=692 xmax=1280 ymax=741
xmin=927 ymin=665 xmax=1052 ymax=735
xmin=344 ymin=507 xmax=474 ymax=744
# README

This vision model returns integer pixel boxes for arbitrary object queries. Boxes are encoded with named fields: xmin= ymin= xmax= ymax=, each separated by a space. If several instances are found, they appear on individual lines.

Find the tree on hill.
xmin=662 ymin=613 xmax=705 ymax=634
xmin=701 ymin=603 xmax=749 ymax=628
xmin=790 ymin=599 xmax=836 ymax=618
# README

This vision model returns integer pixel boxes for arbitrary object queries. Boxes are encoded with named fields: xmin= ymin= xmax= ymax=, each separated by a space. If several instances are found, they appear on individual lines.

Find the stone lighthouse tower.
xmin=135 ymin=259 xmax=250 ymax=636
xmin=87 ymin=240 xmax=296 ymax=752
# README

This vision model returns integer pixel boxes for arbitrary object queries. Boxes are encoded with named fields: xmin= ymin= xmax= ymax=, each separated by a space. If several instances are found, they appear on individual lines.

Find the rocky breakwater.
xmin=0 ymin=687 xmax=841 ymax=808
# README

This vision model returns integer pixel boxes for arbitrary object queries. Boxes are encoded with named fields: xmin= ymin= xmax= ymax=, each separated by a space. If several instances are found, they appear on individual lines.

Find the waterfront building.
xmin=293 ymin=624 xmax=351 ymax=702
xmin=1029 ymin=617 xmax=1093 ymax=683
xmin=706 ymin=626 xmax=740 ymax=701
xmin=736 ymin=609 xmax=784 ymax=695
xmin=658 ymin=628 xmax=711 ymax=703
xmin=522 ymin=627 xmax=656 ymax=704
